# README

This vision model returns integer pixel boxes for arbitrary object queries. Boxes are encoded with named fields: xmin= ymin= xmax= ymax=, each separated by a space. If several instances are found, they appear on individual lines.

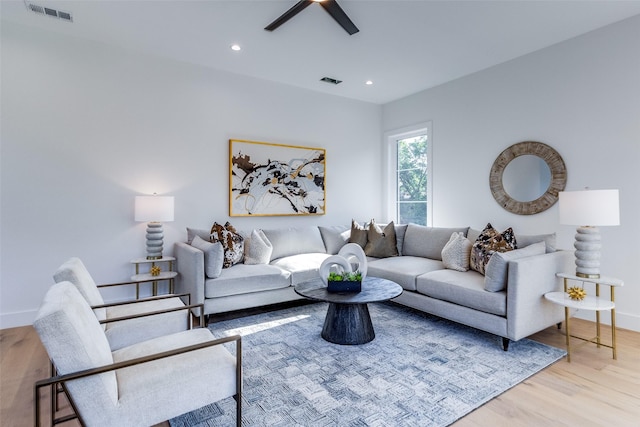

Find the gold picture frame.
xmin=229 ymin=139 xmax=326 ymax=216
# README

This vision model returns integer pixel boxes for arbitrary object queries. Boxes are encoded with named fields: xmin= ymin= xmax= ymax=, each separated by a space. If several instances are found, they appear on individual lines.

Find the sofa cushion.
xmin=402 ymin=224 xmax=470 ymax=260
xmin=190 ymin=236 xmax=224 ymax=278
xmin=484 ymin=241 xmax=546 ymax=292
xmin=319 ymin=225 xmax=350 ymax=254
xmin=244 ymin=229 xmax=273 ymax=265
xmin=263 ymin=226 xmax=326 ymax=261
xmin=271 ymin=253 xmax=332 ymax=286
xmin=441 ymin=232 xmax=472 ymax=272
xmin=210 ymin=222 xmax=245 ymax=268
xmin=186 ymin=227 xmax=211 ymax=245
xmin=469 ymin=223 xmax=517 ymax=275
xmin=348 ymin=219 xmax=369 ymax=249
xmin=516 ymin=232 xmax=557 ymax=253
xmin=204 ymin=264 xmax=291 ymax=298
xmin=367 ymin=256 xmax=444 ymax=291
xmin=416 ymin=270 xmax=507 ymax=317
xmin=393 ymin=224 xmax=408 ymax=255
xmin=365 ymin=220 xmax=399 ymax=258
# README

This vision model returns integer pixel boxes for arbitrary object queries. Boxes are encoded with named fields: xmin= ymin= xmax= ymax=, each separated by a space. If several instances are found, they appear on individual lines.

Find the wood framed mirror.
xmin=490 ymin=141 xmax=566 ymax=215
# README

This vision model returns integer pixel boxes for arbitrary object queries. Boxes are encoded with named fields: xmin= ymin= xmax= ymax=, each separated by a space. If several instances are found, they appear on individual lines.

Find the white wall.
xmin=0 ymin=22 xmax=382 ymax=328
xmin=383 ymin=15 xmax=640 ymax=331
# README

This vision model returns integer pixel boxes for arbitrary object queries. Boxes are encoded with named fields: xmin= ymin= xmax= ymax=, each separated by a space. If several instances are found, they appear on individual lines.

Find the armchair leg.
xmin=234 ymin=394 xmax=241 ymax=427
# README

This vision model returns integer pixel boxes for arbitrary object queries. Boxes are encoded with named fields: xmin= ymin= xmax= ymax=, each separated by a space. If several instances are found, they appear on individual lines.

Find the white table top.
xmin=131 ymin=271 xmax=178 ymax=282
xmin=545 ymin=291 xmax=615 ymax=311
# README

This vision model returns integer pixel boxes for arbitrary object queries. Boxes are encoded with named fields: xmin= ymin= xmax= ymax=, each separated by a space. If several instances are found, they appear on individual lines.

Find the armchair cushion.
xmin=104 ymin=297 xmax=190 ymax=351
xmin=34 ymin=282 xmax=118 ymax=405
xmin=111 ymin=329 xmax=237 ymax=426
xmin=53 ymin=257 xmax=107 ymax=323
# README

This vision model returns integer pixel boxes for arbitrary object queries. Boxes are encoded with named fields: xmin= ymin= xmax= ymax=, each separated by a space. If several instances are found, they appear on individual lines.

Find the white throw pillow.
xmin=244 ymin=229 xmax=273 ymax=265
xmin=484 ymin=241 xmax=546 ymax=292
xmin=191 ymin=235 xmax=224 ymax=278
xmin=441 ymin=232 xmax=472 ymax=272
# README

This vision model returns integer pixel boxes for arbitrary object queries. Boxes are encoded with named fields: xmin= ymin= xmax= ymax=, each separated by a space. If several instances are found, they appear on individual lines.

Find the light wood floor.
xmin=2 ymin=318 xmax=638 ymax=426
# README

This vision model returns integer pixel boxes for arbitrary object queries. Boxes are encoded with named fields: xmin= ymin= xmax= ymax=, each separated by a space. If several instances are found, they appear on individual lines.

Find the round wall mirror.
xmin=490 ymin=141 xmax=566 ymax=215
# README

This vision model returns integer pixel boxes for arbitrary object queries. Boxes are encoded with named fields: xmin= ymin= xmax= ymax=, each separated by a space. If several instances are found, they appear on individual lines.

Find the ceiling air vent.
xmin=320 ymin=77 xmax=342 ymax=85
xmin=25 ymin=1 xmax=73 ymax=22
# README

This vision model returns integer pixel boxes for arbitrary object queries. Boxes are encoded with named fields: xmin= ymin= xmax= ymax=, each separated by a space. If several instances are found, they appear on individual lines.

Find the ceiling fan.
xmin=265 ymin=0 xmax=359 ymax=35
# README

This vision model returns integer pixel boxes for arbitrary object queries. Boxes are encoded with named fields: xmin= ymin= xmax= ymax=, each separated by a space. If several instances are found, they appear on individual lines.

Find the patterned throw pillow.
xmin=364 ymin=220 xmax=399 ymax=258
xmin=469 ymin=223 xmax=517 ymax=275
xmin=349 ymin=219 xmax=369 ymax=249
xmin=441 ymin=232 xmax=472 ymax=272
xmin=210 ymin=221 xmax=244 ymax=268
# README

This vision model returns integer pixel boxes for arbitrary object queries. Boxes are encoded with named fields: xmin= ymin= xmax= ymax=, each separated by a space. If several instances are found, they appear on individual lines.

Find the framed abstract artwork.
xmin=229 ymin=139 xmax=326 ymax=216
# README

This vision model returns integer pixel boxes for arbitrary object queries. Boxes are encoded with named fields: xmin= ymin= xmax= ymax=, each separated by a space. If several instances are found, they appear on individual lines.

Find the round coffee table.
xmin=295 ymin=276 xmax=403 ymax=345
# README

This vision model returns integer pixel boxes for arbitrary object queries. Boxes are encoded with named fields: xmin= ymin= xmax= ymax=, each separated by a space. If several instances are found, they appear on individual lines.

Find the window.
xmin=385 ymin=123 xmax=432 ymax=226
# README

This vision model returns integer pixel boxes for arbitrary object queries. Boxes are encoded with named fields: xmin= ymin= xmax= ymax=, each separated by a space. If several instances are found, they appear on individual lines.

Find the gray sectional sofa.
xmin=174 ymin=223 xmax=572 ymax=349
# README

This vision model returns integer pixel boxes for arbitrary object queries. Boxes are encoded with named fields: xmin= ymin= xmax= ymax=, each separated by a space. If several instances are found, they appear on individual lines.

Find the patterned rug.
xmin=170 ymin=302 xmax=565 ymax=427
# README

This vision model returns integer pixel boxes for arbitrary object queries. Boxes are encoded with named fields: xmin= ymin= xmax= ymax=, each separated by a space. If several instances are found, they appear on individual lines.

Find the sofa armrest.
xmin=506 ymin=250 xmax=574 ymax=340
xmin=174 ymin=242 xmax=206 ymax=316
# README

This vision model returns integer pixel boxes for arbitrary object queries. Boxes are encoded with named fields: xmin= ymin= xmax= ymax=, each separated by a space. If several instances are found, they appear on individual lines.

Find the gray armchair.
xmin=54 ymin=257 xmax=194 ymax=350
xmin=34 ymin=281 xmax=242 ymax=426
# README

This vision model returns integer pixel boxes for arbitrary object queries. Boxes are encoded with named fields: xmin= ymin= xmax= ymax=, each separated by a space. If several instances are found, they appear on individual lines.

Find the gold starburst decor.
xmin=567 ymin=286 xmax=587 ymax=301
xmin=150 ymin=265 xmax=161 ymax=276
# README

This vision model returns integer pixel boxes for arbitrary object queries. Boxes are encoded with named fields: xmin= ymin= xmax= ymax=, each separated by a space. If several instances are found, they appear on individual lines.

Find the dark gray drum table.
xmin=294 ymin=276 xmax=403 ymax=345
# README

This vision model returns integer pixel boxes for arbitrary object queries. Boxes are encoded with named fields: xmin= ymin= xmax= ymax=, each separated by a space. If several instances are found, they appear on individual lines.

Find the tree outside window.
xmin=397 ymin=135 xmax=428 ymax=225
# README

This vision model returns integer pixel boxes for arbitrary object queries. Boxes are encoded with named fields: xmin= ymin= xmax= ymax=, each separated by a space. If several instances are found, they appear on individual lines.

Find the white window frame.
xmin=383 ymin=122 xmax=433 ymax=226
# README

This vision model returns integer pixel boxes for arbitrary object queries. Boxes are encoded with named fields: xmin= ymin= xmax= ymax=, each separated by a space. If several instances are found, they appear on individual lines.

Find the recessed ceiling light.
xmin=365 ymin=80 xmax=373 ymax=85
xmin=231 ymin=44 xmax=241 ymax=51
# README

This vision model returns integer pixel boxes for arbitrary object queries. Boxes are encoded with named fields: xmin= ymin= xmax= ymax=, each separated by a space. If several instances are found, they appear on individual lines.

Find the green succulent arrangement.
xmin=327 ymin=271 xmax=362 ymax=282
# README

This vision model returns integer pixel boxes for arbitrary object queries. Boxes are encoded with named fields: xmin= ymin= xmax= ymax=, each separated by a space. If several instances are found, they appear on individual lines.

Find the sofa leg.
xmin=556 ymin=322 xmax=562 ymax=330
xmin=502 ymin=337 xmax=510 ymax=351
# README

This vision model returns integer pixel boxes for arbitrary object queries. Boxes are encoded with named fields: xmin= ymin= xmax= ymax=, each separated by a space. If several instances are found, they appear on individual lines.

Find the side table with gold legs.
xmin=545 ymin=273 xmax=623 ymax=362
xmin=131 ymin=256 xmax=178 ymax=297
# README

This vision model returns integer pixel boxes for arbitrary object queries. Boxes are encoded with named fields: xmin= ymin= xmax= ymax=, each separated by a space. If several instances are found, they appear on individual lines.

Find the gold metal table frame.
xmin=546 ymin=273 xmax=623 ymax=362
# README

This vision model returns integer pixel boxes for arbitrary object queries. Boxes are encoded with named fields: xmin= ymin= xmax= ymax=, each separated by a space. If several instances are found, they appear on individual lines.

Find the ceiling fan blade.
xmin=265 ymin=0 xmax=314 ymax=31
xmin=319 ymin=0 xmax=359 ymax=35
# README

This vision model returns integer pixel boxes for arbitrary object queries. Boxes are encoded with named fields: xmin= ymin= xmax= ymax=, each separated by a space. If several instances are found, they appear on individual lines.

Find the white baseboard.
xmin=575 ymin=310 xmax=639 ymax=332
xmin=0 ymin=309 xmax=37 ymax=330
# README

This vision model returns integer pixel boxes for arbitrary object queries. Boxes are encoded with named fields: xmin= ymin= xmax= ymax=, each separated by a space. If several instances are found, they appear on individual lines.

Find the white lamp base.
xmin=574 ymin=226 xmax=601 ymax=278
xmin=146 ymin=222 xmax=164 ymax=260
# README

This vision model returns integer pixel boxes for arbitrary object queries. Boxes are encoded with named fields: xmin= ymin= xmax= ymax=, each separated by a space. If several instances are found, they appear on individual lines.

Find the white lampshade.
xmin=135 ymin=196 xmax=174 ymax=222
xmin=559 ymin=189 xmax=619 ymax=226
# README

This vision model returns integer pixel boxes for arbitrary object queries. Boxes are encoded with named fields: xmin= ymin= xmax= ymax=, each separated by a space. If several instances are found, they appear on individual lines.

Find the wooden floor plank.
xmin=2 ymin=318 xmax=638 ymax=426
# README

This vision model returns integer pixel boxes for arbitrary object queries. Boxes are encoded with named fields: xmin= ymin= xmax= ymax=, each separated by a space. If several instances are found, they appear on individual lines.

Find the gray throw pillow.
xmin=190 ymin=235 xmax=224 ymax=279
xmin=244 ymin=229 xmax=273 ymax=265
xmin=348 ymin=219 xmax=369 ymax=249
xmin=441 ymin=232 xmax=472 ymax=272
xmin=484 ymin=241 xmax=546 ymax=292
xmin=364 ymin=221 xmax=399 ymax=258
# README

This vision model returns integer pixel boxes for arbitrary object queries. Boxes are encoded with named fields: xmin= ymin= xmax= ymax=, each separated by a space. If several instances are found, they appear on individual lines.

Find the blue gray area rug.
xmin=170 ymin=302 xmax=565 ymax=427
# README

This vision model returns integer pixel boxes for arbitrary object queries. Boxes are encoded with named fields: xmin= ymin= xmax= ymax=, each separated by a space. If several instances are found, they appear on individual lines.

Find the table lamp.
xmin=559 ymin=189 xmax=619 ymax=278
xmin=135 ymin=194 xmax=174 ymax=259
